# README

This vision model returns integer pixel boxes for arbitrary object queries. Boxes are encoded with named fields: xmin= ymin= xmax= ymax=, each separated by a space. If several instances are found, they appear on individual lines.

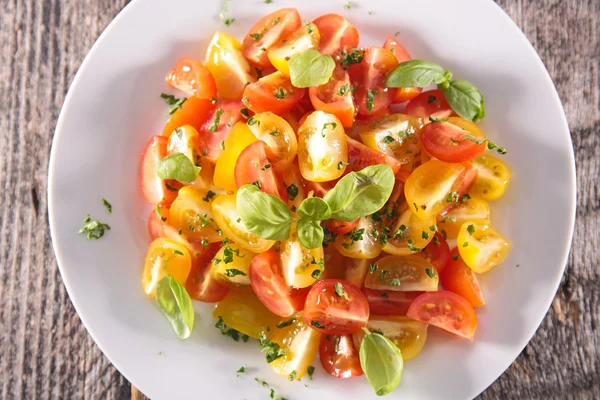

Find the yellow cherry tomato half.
xmin=211 ymin=194 xmax=276 ymax=253
xmin=383 ymin=207 xmax=436 ymax=256
xmin=470 ymin=154 xmax=512 ymax=200
xmin=298 ymin=111 xmax=348 ymax=182
xmin=246 ymin=112 xmax=298 ymax=171
xmin=457 ymin=220 xmax=512 ymax=274
xmin=437 ymin=197 xmax=491 ymax=239
xmin=209 ymin=243 xmax=256 ymax=287
xmin=142 ymin=238 xmax=192 ymax=297
xmin=280 ymin=230 xmax=324 ymax=288
xmin=213 ymin=122 xmax=257 ymax=192
xmin=169 ymin=187 xmax=223 ymax=242
xmin=268 ymin=23 xmax=320 ymax=77
xmin=167 ymin=125 xmax=203 ymax=165
xmin=353 ymin=316 xmax=427 ymax=361
xmin=364 ymin=254 xmax=439 ymax=292
xmin=334 ymin=216 xmax=383 ymax=259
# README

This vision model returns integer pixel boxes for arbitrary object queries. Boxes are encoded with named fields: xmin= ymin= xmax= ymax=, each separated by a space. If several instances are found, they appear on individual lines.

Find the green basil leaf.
xmin=155 ymin=275 xmax=194 ymax=339
xmin=296 ymin=218 xmax=324 ymax=249
xmin=154 ymin=152 xmax=200 ymax=184
xmin=385 ymin=60 xmax=447 ymax=88
xmin=297 ymin=197 xmax=331 ymax=220
xmin=236 ymin=184 xmax=292 ymax=240
xmin=442 ymin=78 xmax=486 ymax=122
xmin=288 ymin=49 xmax=336 ymax=88
xmin=359 ymin=330 xmax=404 ymax=396
xmin=323 ymin=165 xmax=394 ymax=222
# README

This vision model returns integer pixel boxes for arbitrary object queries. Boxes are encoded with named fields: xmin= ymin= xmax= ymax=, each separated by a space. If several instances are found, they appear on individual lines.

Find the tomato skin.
xmin=416 ymin=232 xmax=450 ymax=272
xmin=304 ymin=279 xmax=370 ymax=335
xmin=362 ymin=288 xmax=422 ymax=316
xmin=243 ymin=71 xmax=306 ymax=115
xmin=319 ymin=334 xmax=363 ymax=379
xmin=249 ymin=250 xmax=296 ymax=317
xmin=382 ymin=36 xmax=423 ymax=104
xmin=354 ymin=47 xmax=398 ymax=116
xmin=185 ymin=243 xmax=230 ymax=302
xmin=326 ymin=218 xmax=359 ymax=235
xmin=242 ymin=8 xmax=302 ymax=68
xmin=148 ymin=206 xmax=170 ymax=240
xmin=346 ymin=136 xmax=401 ymax=174
xmin=440 ymin=249 xmax=485 ymax=307
xmin=309 ymin=68 xmax=355 ymax=128
xmin=163 ymin=96 xmax=213 ymax=137
xmin=199 ymin=100 xmax=244 ymax=162
xmin=408 ymin=291 xmax=477 ymax=339
xmin=404 ymin=89 xmax=456 ymax=120
xmin=313 ymin=14 xmax=359 ymax=60
xmin=420 ymin=119 xmax=486 ymax=163
xmin=234 ymin=141 xmax=287 ymax=200
xmin=166 ymin=57 xmax=217 ymax=100
xmin=140 ymin=136 xmax=178 ymax=206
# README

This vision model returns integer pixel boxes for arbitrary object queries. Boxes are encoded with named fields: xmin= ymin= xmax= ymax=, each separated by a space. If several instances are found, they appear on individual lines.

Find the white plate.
xmin=48 ymin=0 xmax=575 ymax=399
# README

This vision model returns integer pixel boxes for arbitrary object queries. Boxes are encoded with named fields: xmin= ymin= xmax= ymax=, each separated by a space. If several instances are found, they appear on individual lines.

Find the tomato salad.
xmin=139 ymin=8 xmax=512 ymax=396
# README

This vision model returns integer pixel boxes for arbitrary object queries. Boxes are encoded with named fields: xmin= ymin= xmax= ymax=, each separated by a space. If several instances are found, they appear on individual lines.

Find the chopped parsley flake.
xmin=209 ymin=108 xmax=224 ymax=132
xmin=259 ymin=331 xmax=286 ymax=363
xmin=286 ymin=184 xmax=298 ymax=201
xmin=224 ymin=268 xmax=247 ymax=277
xmin=102 ymin=198 xmax=112 ymax=213
xmin=79 ymin=215 xmax=110 ymax=239
xmin=340 ymin=48 xmax=364 ymax=66
xmin=202 ymin=190 xmax=216 ymax=202
xmin=277 ymin=318 xmax=297 ymax=329
xmin=467 ymin=224 xmax=476 ymax=235
xmin=334 ymin=282 xmax=344 ymax=297
xmin=426 ymin=268 xmax=436 ymax=278
xmin=366 ymin=89 xmax=376 ymax=113
xmin=389 ymin=278 xmax=401 ymax=286
xmin=215 ymin=316 xmax=249 ymax=342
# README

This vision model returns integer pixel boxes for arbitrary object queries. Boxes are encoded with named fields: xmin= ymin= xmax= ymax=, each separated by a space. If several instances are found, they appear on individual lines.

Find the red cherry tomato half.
xmin=440 ymin=162 xmax=478 ymax=215
xmin=162 ymin=96 xmax=213 ymax=137
xmin=346 ymin=136 xmax=401 ymax=174
xmin=420 ymin=120 xmax=486 ymax=163
xmin=140 ymin=136 xmax=178 ymax=206
xmin=242 ymin=8 xmax=302 ymax=68
xmin=440 ymin=249 xmax=485 ymax=307
xmin=313 ymin=14 xmax=359 ymax=60
xmin=382 ymin=36 xmax=423 ymax=104
xmin=243 ymin=71 xmax=306 ymax=115
xmin=407 ymin=290 xmax=477 ymax=339
xmin=309 ymin=67 xmax=355 ymax=127
xmin=362 ymin=288 xmax=422 ymax=316
xmin=326 ymin=218 xmax=359 ymax=235
xmin=404 ymin=89 xmax=456 ymax=120
xmin=199 ymin=100 xmax=244 ymax=162
xmin=416 ymin=232 xmax=450 ymax=272
xmin=319 ymin=334 xmax=363 ymax=379
xmin=235 ymin=141 xmax=286 ymax=199
xmin=166 ymin=57 xmax=217 ymax=100
xmin=185 ymin=243 xmax=229 ymax=303
xmin=148 ymin=206 xmax=170 ymax=240
xmin=304 ymin=279 xmax=370 ymax=335
xmin=353 ymin=47 xmax=398 ymax=116
xmin=249 ymin=250 xmax=296 ymax=317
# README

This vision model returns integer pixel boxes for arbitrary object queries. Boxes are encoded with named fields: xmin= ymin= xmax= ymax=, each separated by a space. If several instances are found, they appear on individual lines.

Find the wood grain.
xmin=0 ymin=0 xmax=598 ymax=399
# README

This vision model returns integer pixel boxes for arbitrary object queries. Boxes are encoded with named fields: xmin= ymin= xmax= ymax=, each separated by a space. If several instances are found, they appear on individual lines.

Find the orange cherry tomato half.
xmin=416 ymin=232 xmax=450 ymax=272
xmin=346 ymin=136 xmax=401 ymax=174
xmin=319 ymin=334 xmax=363 ymax=379
xmin=440 ymin=162 xmax=478 ymax=216
xmin=243 ymin=71 xmax=306 ymax=115
xmin=148 ymin=206 xmax=170 ymax=240
xmin=242 ymin=8 xmax=302 ymax=68
xmin=185 ymin=243 xmax=230 ymax=303
xmin=353 ymin=47 xmax=398 ymax=116
xmin=199 ymin=100 xmax=244 ymax=162
xmin=362 ymin=288 xmax=422 ymax=316
xmin=304 ymin=279 xmax=370 ymax=335
xmin=234 ymin=141 xmax=287 ymax=199
xmin=162 ymin=96 xmax=213 ymax=137
xmin=140 ymin=136 xmax=178 ymax=206
xmin=326 ymin=218 xmax=359 ymax=235
xmin=309 ymin=67 xmax=355 ymax=128
xmin=440 ymin=249 xmax=486 ymax=307
xmin=382 ymin=36 xmax=423 ymax=104
xmin=420 ymin=120 xmax=486 ymax=163
xmin=313 ymin=14 xmax=359 ymax=61
xmin=249 ymin=250 xmax=296 ymax=317
xmin=165 ymin=57 xmax=217 ymax=100
xmin=404 ymin=89 xmax=456 ymax=120
xmin=407 ymin=290 xmax=478 ymax=339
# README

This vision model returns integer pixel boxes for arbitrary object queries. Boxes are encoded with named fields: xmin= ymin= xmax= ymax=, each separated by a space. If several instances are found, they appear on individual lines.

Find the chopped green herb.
xmin=383 ymin=135 xmax=395 ymax=144
xmin=311 ymin=320 xmax=324 ymax=329
xmin=264 ymin=0 xmax=273 ymax=3
xmin=334 ymin=282 xmax=344 ymax=297
xmin=155 ymin=205 xmax=166 ymax=221
xmin=202 ymin=190 xmax=216 ymax=202
xmin=334 ymin=335 xmax=341 ymax=352
xmin=422 ymin=231 xmax=430 ymax=240
xmin=269 ymin=131 xmax=280 ymax=136
xmin=224 ymin=269 xmax=247 ymax=277
xmin=452 ymin=253 xmax=459 ymax=260
xmin=463 ymin=242 xmax=469 ymax=247
xmin=441 ymin=215 xmax=457 ymax=223
xmin=321 ymin=122 xmax=338 ymax=137
xmin=247 ymin=117 xmax=260 ymax=126
xmin=343 ymin=1 xmax=352 ymax=10
xmin=286 ymin=184 xmax=298 ymax=201
xmin=369 ymin=263 xmax=378 ymax=273
xmin=446 ymin=191 xmax=460 ymax=204
xmin=240 ymin=107 xmax=250 ymax=119
xmin=426 ymin=268 xmax=436 ymax=278
xmin=274 ymin=88 xmax=286 ymax=99
xmin=428 ymin=95 xmax=437 ymax=104
xmin=467 ymin=224 xmax=476 ymax=235
xmin=277 ymin=318 xmax=297 ymax=329
xmin=429 ymin=116 xmax=448 ymax=123
xmin=224 ymin=18 xmax=235 ymax=26
xmin=307 ymin=365 xmax=315 ymax=380
xmin=102 ymin=198 xmax=112 ymax=213
xmin=202 ymin=238 xmax=209 ymax=248
xmin=430 ymin=225 xmax=438 ymax=232
xmin=366 ymin=89 xmax=376 ymax=113
xmin=250 ymin=31 xmax=264 ymax=42
xmin=173 ymin=249 xmax=184 ymax=256
xmin=160 ymin=93 xmax=187 ymax=115
xmin=432 ymin=235 xmax=440 ymax=246
xmin=340 ymin=48 xmax=364 ymax=66
xmin=337 ymin=161 xmax=349 ymax=170
xmin=237 ymin=365 xmax=247 ymax=374
xmin=413 ymin=202 xmax=419 ymax=212
xmin=407 ymin=238 xmax=421 ymax=252
xmin=379 ymin=269 xmax=388 ymax=281
xmin=462 ymin=193 xmax=471 ymax=203
xmin=209 ymin=108 xmax=224 ymax=132
xmin=337 ymin=84 xmax=350 ymax=96
xmin=165 ymin=182 xmax=178 ymax=192
xmin=79 ymin=215 xmax=110 ymax=239
xmin=259 ymin=331 xmax=287 ymax=363
xmin=289 ymin=370 xmax=297 ymax=381
xmin=389 ymin=278 xmax=401 ymax=286
xmin=215 ymin=316 xmax=250 ymax=342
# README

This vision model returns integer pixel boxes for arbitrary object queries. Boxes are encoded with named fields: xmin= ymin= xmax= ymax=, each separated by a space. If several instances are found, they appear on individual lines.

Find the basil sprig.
xmin=236 ymin=184 xmax=293 ymax=240
xmin=359 ymin=328 xmax=404 ymax=396
xmin=155 ymin=275 xmax=194 ymax=339
xmin=154 ymin=152 xmax=200 ymax=184
xmin=385 ymin=59 xmax=485 ymax=122
xmin=288 ymin=49 xmax=336 ymax=88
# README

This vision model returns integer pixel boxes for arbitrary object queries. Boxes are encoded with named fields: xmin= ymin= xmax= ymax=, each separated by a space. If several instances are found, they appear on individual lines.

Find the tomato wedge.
xmin=313 ymin=14 xmax=359 ymax=60
xmin=346 ymin=136 xmax=401 ymax=174
xmin=325 ymin=218 xmax=359 ymax=235
xmin=242 ymin=8 xmax=302 ymax=68
xmin=309 ymin=67 xmax=355 ymax=127
xmin=243 ymin=71 xmax=306 ymax=115
xmin=234 ymin=141 xmax=286 ymax=199
xmin=407 ymin=291 xmax=477 ymax=339
xmin=249 ymin=250 xmax=296 ymax=317
xmin=140 ymin=136 xmax=178 ymax=206
xmin=416 ymin=232 xmax=450 ymax=272
xmin=165 ymin=57 xmax=217 ymax=100
xmin=162 ymin=96 xmax=213 ymax=137
xmin=319 ymin=334 xmax=363 ymax=379
xmin=404 ymin=89 xmax=456 ymax=120
xmin=382 ymin=36 xmax=422 ymax=104
xmin=353 ymin=47 xmax=398 ymax=116
xmin=440 ymin=162 xmax=478 ymax=216
xmin=148 ymin=206 xmax=169 ymax=240
xmin=420 ymin=119 xmax=486 ymax=163
xmin=304 ymin=279 xmax=369 ymax=335
xmin=199 ymin=100 xmax=244 ymax=162
xmin=185 ymin=243 xmax=230 ymax=303
xmin=440 ymin=249 xmax=485 ymax=307
xmin=362 ymin=288 xmax=422 ymax=316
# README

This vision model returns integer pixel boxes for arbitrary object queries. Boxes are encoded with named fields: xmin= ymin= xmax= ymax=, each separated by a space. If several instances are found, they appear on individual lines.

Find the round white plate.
xmin=48 ymin=0 xmax=575 ymax=399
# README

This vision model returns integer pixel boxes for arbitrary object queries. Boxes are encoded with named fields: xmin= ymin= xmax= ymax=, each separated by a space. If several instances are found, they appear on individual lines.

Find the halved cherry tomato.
xmin=321 ymin=248 xmax=370 ymax=288
xmin=213 ymin=122 xmax=257 ymax=192
xmin=169 ymin=187 xmax=222 ymax=242
xmin=437 ymin=197 xmax=491 ymax=239
xmin=186 ymin=242 xmax=230 ymax=302
xmin=457 ymin=220 xmax=512 ymax=274
xmin=319 ymin=334 xmax=363 ymax=379
xmin=242 ymin=8 xmax=302 ymax=68
xmin=441 ymin=249 xmax=485 ymax=307
xmin=209 ymin=243 xmax=256 ymax=287
xmin=470 ymin=154 xmax=512 ymax=200
xmin=404 ymin=89 xmax=456 ymax=120
xmin=383 ymin=208 xmax=435 ymax=256
xmin=420 ymin=118 xmax=486 ymax=163
xmin=142 ymin=238 xmax=192 ymax=297
xmin=439 ymin=162 xmax=478 ymax=216
xmin=280 ymin=230 xmax=324 ymax=288
xmin=313 ymin=14 xmax=359 ymax=61
xmin=383 ymin=36 xmax=423 ymax=104
xmin=163 ymin=96 xmax=213 ymax=137
xmin=353 ymin=47 xmax=398 ymax=116
xmin=416 ymin=232 xmax=450 ymax=272
xmin=167 ymin=125 xmax=203 ymax=167
xmin=362 ymin=288 xmax=422 ymax=316
xmin=148 ymin=206 xmax=170 ymax=240
xmin=205 ymin=31 xmax=256 ymax=99
xmin=246 ymin=112 xmax=298 ymax=171
xmin=326 ymin=218 xmax=359 ymax=235
xmin=309 ymin=68 xmax=355 ymax=127
xmin=199 ymin=100 xmax=244 ymax=162
xmin=268 ymin=23 xmax=320 ymax=77
xmin=304 ymin=279 xmax=369 ymax=335
xmin=249 ymin=250 xmax=296 ymax=317
xmin=364 ymin=255 xmax=439 ymax=292
xmin=407 ymin=291 xmax=477 ymax=339
xmin=334 ymin=216 xmax=383 ymax=259
xmin=165 ymin=57 xmax=217 ymax=100
xmin=345 ymin=136 xmax=401 ymax=174
xmin=234 ymin=141 xmax=287 ymax=199
xmin=140 ymin=136 xmax=178 ymax=206
xmin=243 ymin=71 xmax=306 ymax=115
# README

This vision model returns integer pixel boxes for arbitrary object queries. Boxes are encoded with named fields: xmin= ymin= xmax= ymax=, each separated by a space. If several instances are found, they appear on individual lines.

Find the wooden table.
xmin=0 ymin=0 xmax=598 ymax=398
